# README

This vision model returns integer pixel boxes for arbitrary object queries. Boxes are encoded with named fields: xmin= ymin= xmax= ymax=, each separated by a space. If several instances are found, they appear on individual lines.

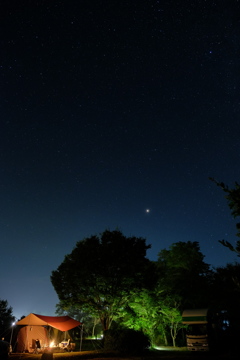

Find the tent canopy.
xmin=16 ymin=313 xmax=81 ymax=331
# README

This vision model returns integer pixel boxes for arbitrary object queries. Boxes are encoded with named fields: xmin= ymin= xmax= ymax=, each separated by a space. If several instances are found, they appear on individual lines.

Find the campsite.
xmin=6 ymin=312 xmax=239 ymax=360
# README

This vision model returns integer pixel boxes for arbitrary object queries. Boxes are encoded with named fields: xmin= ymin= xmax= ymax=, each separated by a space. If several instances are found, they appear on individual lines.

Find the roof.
xmin=182 ymin=308 xmax=209 ymax=324
xmin=16 ymin=313 xmax=81 ymax=331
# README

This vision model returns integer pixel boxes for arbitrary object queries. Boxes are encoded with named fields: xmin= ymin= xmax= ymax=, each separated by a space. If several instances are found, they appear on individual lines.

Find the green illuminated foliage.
xmin=120 ymin=289 xmax=161 ymax=345
xmin=159 ymin=297 xmax=185 ymax=348
xmin=120 ymin=289 xmax=185 ymax=347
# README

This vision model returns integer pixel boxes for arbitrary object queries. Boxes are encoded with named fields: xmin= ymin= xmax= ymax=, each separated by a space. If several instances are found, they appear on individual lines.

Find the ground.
xmin=9 ymin=349 xmax=239 ymax=360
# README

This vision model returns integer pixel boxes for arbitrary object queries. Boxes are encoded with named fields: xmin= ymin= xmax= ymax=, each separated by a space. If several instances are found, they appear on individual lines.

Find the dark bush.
xmin=104 ymin=328 xmax=150 ymax=354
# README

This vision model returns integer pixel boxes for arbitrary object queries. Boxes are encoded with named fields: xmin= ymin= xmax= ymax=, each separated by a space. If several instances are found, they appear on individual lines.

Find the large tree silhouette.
xmin=51 ymin=230 xmax=152 ymax=331
xmin=156 ymin=241 xmax=211 ymax=308
xmin=0 ymin=299 xmax=15 ymax=338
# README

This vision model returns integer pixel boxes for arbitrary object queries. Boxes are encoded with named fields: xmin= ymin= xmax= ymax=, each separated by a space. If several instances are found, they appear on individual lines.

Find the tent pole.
xmin=9 ymin=322 xmax=15 ymax=350
xmin=79 ymin=324 xmax=83 ymax=352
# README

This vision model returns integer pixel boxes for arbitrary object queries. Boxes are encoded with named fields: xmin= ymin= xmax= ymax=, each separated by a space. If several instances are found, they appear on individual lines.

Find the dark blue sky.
xmin=0 ymin=0 xmax=240 ymax=321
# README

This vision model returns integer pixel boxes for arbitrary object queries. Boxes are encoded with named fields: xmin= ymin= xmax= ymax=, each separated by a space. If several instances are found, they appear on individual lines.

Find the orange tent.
xmin=17 ymin=313 xmax=81 ymax=331
xmin=16 ymin=313 xmax=81 ymax=353
xmin=16 ymin=325 xmax=49 ymax=353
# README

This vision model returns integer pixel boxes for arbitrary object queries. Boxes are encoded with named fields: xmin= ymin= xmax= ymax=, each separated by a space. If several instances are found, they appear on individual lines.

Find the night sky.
xmin=1 ymin=0 xmax=240 ymax=321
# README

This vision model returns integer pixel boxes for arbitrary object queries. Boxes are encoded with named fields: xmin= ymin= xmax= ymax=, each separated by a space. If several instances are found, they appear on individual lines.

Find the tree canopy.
xmin=0 ymin=299 xmax=15 ymax=338
xmin=118 ymin=241 xmax=211 ymax=347
xmin=210 ymin=178 xmax=240 ymax=256
xmin=156 ymin=241 xmax=211 ymax=308
xmin=51 ymin=230 xmax=153 ymax=331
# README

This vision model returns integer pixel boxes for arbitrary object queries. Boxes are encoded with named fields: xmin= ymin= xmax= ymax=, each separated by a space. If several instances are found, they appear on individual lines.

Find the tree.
xmin=210 ymin=263 xmax=240 ymax=348
xmin=51 ymin=230 xmax=152 ymax=332
xmin=56 ymin=301 xmax=101 ymax=337
xmin=211 ymin=263 xmax=240 ymax=309
xmin=120 ymin=288 xmax=185 ymax=347
xmin=0 ymin=299 xmax=15 ymax=339
xmin=210 ymin=178 xmax=240 ymax=256
xmin=119 ymin=288 xmax=161 ymax=346
xmin=159 ymin=297 xmax=185 ymax=347
xmin=156 ymin=241 xmax=211 ymax=309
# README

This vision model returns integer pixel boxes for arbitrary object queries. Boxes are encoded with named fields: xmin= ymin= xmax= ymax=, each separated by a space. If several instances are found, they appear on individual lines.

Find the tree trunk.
xmin=92 ymin=317 xmax=98 ymax=337
xmin=170 ymin=323 xmax=177 ymax=347
xmin=162 ymin=328 xmax=168 ymax=346
xmin=100 ymin=314 xmax=112 ymax=331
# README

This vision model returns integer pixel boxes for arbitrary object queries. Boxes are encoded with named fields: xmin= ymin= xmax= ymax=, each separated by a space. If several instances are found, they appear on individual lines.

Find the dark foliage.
xmin=209 ymin=178 xmax=240 ymax=256
xmin=104 ymin=327 xmax=150 ymax=354
xmin=157 ymin=241 xmax=212 ymax=309
xmin=51 ymin=229 xmax=153 ymax=331
xmin=0 ymin=299 xmax=15 ymax=340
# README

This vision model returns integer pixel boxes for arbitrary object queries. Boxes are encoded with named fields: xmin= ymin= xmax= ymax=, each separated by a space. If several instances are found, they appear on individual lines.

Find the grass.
xmin=9 ymin=340 xmax=239 ymax=360
xmin=9 ymin=348 xmax=240 ymax=360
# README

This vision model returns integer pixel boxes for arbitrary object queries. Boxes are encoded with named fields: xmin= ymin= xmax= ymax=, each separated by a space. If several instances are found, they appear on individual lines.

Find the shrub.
xmin=104 ymin=328 xmax=150 ymax=354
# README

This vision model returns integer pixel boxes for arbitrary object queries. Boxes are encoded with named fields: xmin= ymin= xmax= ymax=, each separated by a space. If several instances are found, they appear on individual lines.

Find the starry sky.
xmin=1 ymin=0 xmax=240 ymax=321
